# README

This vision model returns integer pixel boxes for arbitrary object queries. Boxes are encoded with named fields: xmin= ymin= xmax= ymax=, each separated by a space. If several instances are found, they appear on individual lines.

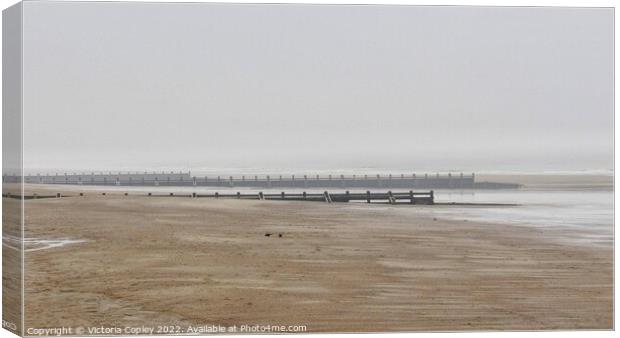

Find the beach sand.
xmin=3 ymin=196 xmax=23 ymax=336
xmin=10 ymin=184 xmax=613 ymax=332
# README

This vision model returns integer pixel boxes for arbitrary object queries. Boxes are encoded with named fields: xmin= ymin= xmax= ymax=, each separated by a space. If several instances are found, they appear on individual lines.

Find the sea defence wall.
xmin=6 ymin=172 xmax=521 ymax=189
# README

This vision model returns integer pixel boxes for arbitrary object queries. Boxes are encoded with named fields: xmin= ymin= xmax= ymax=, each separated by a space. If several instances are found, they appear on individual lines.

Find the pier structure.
xmin=6 ymin=171 xmax=521 ymax=189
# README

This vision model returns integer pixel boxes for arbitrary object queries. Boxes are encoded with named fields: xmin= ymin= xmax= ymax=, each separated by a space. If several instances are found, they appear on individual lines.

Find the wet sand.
xmin=12 ymin=185 xmax=613 ymax=332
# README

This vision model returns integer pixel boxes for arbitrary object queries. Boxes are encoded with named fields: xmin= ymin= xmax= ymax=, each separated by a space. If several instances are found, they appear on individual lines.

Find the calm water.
xmin=432 ymin=189 xmax=613 ymax=228
xmin=399 ymin=189 xmax=612 ymax=247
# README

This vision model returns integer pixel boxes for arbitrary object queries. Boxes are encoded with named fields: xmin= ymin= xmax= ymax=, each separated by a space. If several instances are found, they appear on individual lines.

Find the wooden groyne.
xmin=4 ymin=190 xmax=435 ymax=205
xmin=6 ymin=172 xmax=521 ymax=189
xmin=191 ymin=190 xmax=435 ymax=204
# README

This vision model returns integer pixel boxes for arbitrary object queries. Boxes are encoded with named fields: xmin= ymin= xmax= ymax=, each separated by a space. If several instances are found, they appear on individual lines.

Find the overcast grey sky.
xmin=21 ymin=3 xmax=613 ymax=173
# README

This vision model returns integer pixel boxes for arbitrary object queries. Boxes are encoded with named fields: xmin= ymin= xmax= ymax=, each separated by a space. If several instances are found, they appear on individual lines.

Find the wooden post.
xmin=170 ymin=192 xmax=174 ymax=196
xmin=345 ymin=190 xmax=350 ymax=202
xmin=215 ymin=192 xmax=219 ymax=198
xmin=366 ymin=190 xmax=371 ymax=203
xmin=430 ymin=190 xmax=434 ymax=204
xmin=56 ymin=193 xmax=61 ymax=198
xmin=388 ymin=190 xmax=394 ymax=204
xmin=192 ymin=192 xmax=197 ymax=198
xmin=258 ymin=191 xmax=263 ymax=200
xmin=303 ymin=191 xmax=307 ymax=200
xmin=237 ymin=192 xmax=241 ymax=199
xmin=409 ymin=190 xmax=414 ymax=204
xmin=281 ymin=191 xmax=285 ymax=199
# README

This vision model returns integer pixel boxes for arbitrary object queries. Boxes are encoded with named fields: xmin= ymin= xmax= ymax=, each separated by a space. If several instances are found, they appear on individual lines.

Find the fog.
xmin=21 ymin=3 xmax=613 ymax=173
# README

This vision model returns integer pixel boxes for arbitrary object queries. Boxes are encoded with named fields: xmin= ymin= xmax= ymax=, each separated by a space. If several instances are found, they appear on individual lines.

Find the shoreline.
xmin=12 ymin=187 xmax=612 ymax=331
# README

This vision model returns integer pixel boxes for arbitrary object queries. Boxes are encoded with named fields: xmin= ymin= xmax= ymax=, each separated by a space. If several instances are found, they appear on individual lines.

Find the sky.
xmin=20 ymin=3 xmax=613 ymax=173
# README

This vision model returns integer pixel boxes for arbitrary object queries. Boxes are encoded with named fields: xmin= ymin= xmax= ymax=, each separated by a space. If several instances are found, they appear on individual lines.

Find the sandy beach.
xmin=12 ymin=182 xmax=612 ymax=333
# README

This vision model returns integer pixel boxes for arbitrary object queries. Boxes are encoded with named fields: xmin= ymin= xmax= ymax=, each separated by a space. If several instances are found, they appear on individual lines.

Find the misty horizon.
xmin=19 ymin=3 xmax=613 ymax=173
